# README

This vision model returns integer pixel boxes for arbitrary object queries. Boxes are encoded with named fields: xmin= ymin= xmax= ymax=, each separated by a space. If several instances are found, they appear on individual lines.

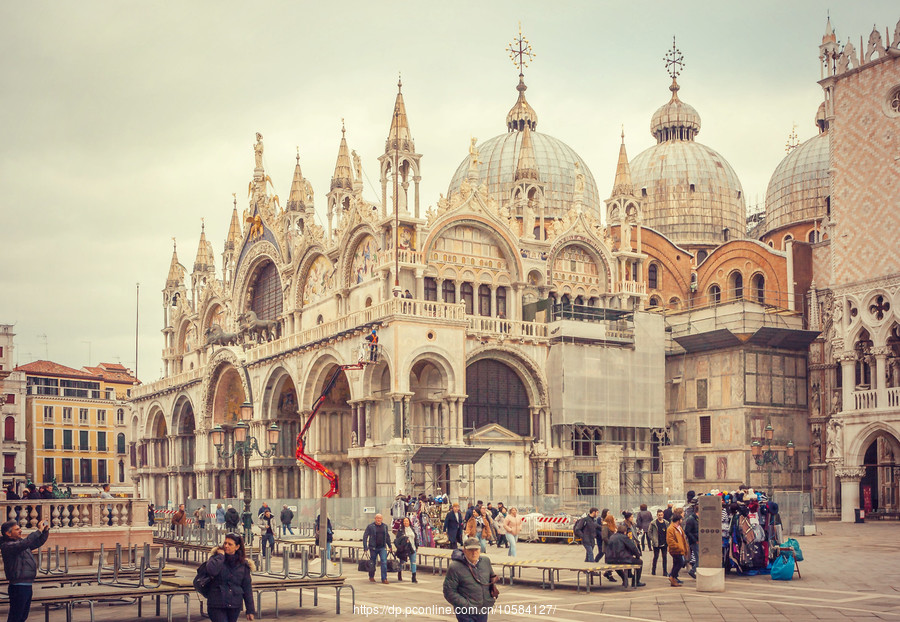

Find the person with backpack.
xmin=574 ymin=508 xmax=599 ymax=563
xmin=314 ymin=513 xmax=333 ymax=562
xmin=224 ymin=505 xmax=240 ymax=531
xmin=194 ymin=505 xmax=207 ymax=529
xmin=684 ymin=502 xmax=700 ymax=579
xmin=258 ymin=510 xmax=276 ymax=559
xmin=203 ymin=533 xmax=256 ymax=622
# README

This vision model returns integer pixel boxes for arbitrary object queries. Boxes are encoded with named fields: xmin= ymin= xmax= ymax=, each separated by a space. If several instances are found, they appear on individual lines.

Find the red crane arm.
xmin=296 ymin=361 xmax=366 ymax=498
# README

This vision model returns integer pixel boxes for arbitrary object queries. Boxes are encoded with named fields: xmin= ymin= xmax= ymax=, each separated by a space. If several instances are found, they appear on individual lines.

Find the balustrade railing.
xmin=466 ymin=316 xmax=549 ymax=340
xmin=888 ymin=387 xmax=900 ymax=409
xmin=616 ymin=281 xmax=647 ymax=295
xmin=1 ymin=499 xmax=144 ymax=530
xmin=854 ymin=388 xmax=878 ymax=410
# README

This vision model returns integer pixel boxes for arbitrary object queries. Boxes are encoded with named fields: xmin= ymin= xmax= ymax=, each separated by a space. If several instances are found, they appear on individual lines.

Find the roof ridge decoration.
xmin=288 ymin=147 xmax=315 ymax=213
xmin=505 ymin=24 xmax=538 ymax=132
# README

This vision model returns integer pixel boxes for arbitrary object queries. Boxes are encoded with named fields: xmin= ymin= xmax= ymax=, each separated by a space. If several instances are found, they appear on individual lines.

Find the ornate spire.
xmin=611 ymin=129 xmax=633 ymax=196
xmin=287 ymin=147 xmax=313 ymax=211
xmin=330 ymin=120 xmax=354 ymax=191
xmin=505 ymin=25 xmax=538 ymax=132
xmin=386 ymin=76 xmax=414 ymax=153
xmin=822 ymin=15 xmax=836 ymax=44
xmin=515 ymin=123 xmax=539 ymax=181
xmin=166 ymin=238 xmax=186 ymax=289
xmin=193 ymin=220 xmax=215 ymax=274
xmin=225 ymin=194 xmax=242 ymax=251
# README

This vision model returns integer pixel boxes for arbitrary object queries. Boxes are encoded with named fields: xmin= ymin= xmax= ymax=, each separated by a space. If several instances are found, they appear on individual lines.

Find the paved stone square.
xmin=12 ymin=520 xmax=900 ymax=621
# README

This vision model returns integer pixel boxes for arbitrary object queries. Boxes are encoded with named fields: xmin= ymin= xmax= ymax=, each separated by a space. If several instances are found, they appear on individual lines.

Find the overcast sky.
xmin=1 ymin=1 xmax=896 ymax=382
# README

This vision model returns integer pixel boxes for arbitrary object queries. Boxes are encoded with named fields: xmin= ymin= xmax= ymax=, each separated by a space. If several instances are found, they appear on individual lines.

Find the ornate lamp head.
xmin=751 ymin=440 xmax=762 ymax=458
xmin=234 ymin=421 xmax=249 ymax=444
xmin=267 ymin=423 xmax=280 ymax=449
xmin=240 ymin=401 xmax=253 ymax=423
xmin=211 ymin=425 xmax=225 ymax=448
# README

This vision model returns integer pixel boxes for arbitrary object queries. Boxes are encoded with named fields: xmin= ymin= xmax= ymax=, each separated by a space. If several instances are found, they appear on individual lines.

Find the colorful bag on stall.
xmin=784 ymin=538 xmax=804 ymax=562
xmin=770 ymin=552 xmax=795 ymax=581
xmin=739 ymin=515 xmax=755 ymax=544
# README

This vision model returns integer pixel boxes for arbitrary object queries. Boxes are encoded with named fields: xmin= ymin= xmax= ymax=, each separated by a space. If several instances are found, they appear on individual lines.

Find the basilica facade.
xmin=130 ymin=17 xmax=900 ymax=520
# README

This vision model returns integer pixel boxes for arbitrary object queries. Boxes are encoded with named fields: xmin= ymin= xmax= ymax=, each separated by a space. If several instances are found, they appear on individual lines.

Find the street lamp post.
xmin=211 ymin=402 xmax=280 ymax=542
xmin=751 ymin=421 xmax=794 ymax=499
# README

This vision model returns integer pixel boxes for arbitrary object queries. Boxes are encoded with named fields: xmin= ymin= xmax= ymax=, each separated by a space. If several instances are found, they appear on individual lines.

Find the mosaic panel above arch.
xmin=302 ymin=255 xmax=336 ymax=305
xmin=349 ymin=235 xmax=380 ymax=286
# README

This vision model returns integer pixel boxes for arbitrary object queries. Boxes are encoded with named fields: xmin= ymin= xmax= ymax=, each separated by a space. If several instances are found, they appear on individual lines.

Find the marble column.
xmin=660 ymin=445 xmax=686 ymax=500
xmin=837 ymin=466 xmax=866 ymax=522
xmin=874 ymin=347 xmax=889 ymax=407
xmin=363 ymin=401 xmax=371 ymax=446
xmin=359 ymin=459 xmax=369 ymax=499
xmin=839 ymin=353 xmax=856 ymax=412
xmin=595 ymin=444 xmax=624 ymax=496
xmin=351 ymin=459 xmax=359 ymax=498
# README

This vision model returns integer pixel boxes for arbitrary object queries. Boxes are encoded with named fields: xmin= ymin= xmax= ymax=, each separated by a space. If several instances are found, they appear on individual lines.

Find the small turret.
xmin=327 ymin=122 xmax=355 ymax=238
xmin=191 ymin=221 xmax=216 ymax=303
xmin=379 ymin=78 xmax=423 ymax=218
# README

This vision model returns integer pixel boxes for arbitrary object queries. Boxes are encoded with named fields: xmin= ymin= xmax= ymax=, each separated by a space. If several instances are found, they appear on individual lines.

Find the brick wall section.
xmin=831 ymin=56 xmax=900 ymax=286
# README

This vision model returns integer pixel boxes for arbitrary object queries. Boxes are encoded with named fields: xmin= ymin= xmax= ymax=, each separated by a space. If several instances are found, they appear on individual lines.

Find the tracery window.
xmin=464 ymin=359 xmax=530 ymax=436
xmin=478 ymin=285 xmax=491 ymax=316
xmin=250 ymin=261 xmax=283 ymax=321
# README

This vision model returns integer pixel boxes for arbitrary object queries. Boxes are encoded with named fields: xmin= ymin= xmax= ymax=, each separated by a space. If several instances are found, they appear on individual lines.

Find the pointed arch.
xmin=848 ymin=421 xmax=900 ymax=466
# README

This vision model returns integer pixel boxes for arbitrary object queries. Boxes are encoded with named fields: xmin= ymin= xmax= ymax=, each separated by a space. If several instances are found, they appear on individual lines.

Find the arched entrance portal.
xmin=145 ymin=410 xmax=169 ymax=504
xmin=408 ymin=359 xmax=452 ymax=494
xmin=210 ymin=366 xmax=247 ymax=498
xmin=464 ymin=359 xmax=530 ymax=436
xmin=173 ymin=398 xmax=197 ymax=500
xmin=860 ymin=433 xmax=900 ymax=513
xmin=302 ymin=365 xmax=352 ymax=498
xmin=260 ymin=370 xmax=301 ymax=499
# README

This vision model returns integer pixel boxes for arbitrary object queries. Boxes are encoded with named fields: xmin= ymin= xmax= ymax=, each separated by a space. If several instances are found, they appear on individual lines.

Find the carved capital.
xmin=835 ymin=466 xmax=866 ymax=480
xmin=872 ymin=347 xmax=891 ymax=358
xmin=835 ymin=352 xmax=858 ymax=363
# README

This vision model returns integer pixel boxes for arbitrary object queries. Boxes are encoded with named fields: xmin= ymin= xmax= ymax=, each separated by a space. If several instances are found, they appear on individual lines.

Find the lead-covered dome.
xmin=763 ymin=128 xmax=830 ymax=236
xmin=448 ymin=76 xmax=601 ymax=219
xmin=630 ymin=80 xmax=746 ymax=246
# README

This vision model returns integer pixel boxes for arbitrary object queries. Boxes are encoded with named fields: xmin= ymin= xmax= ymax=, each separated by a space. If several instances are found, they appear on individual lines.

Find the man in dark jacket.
xmin=1 ymin=519 xmax=50 ymax=622
xmin=257 ymin=502 xmax=271 ymax=517
xmin=280 ymin=505 xmax=294 ymax=536
xmin=662 ymin=502 xmax=674 ymax=521
xmin=444 ymin=502 xmax=465 ymax=548
xmin=443 ymin=537 xmax=498 ymax=622
xmin=606 ymin=525 xmax=645 ymax=589
xmin=224 ymin=505 xmax=240 ymax=531
xmin=684 ymin=503 xmax=700 ymax=578
xmin=575 ymin=508 xmax=599 ymax=562
xmin=362 ymin=514 xmax=392 ymax=584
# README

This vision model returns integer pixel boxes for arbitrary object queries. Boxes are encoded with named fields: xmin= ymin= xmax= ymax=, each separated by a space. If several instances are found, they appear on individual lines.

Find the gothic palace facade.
xmin=131 ymin=18 xmax=900 ymax=520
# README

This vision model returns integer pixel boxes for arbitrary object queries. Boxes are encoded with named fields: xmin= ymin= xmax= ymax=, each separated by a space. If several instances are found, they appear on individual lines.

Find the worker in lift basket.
xmin=365 ymin=328 xmax=378 ymax=362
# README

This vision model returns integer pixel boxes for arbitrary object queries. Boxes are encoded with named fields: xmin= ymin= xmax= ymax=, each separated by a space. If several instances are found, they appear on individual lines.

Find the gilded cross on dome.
xmin=507 ymin=23 xmax=535 ymax=76
xmin=664 ymin=36 xmax=685 ymax=80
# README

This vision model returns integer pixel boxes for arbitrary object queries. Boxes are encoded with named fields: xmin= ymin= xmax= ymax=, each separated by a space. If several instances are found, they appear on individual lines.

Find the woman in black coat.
xmin=206 ymin=533 xmax=256 ymax=622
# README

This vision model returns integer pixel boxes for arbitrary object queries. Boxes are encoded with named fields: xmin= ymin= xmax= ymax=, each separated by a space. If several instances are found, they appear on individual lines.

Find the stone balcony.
xmin=851 ymin=387 xmax=900 ymax=411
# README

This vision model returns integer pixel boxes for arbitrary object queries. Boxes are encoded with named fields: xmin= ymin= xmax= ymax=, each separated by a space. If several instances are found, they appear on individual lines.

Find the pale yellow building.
xmin=17 ymin=360 xmax=138 ymax=488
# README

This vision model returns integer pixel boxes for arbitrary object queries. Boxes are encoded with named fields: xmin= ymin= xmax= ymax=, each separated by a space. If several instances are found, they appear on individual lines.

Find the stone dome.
xmin=630 ymin=80 xmax=746 ymax=246
xmin=448 ymin=132 xmax=601 ymax=219
xmin=763 ymin=129 xmax=830 ymax=236
xmin=448 ymin=77 xmax=601 ymax=220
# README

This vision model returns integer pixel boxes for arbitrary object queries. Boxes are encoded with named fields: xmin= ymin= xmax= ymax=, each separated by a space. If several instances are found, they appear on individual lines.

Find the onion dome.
xmin=650 ymin=79 xmax=701 ymax=142
xmin=448 ymin=76 xmax=600 ymax=218
xmin=630 ymin=79 xmax=745 ymax=246
xmin=763 ymin=125 xmax=830 ymax=237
